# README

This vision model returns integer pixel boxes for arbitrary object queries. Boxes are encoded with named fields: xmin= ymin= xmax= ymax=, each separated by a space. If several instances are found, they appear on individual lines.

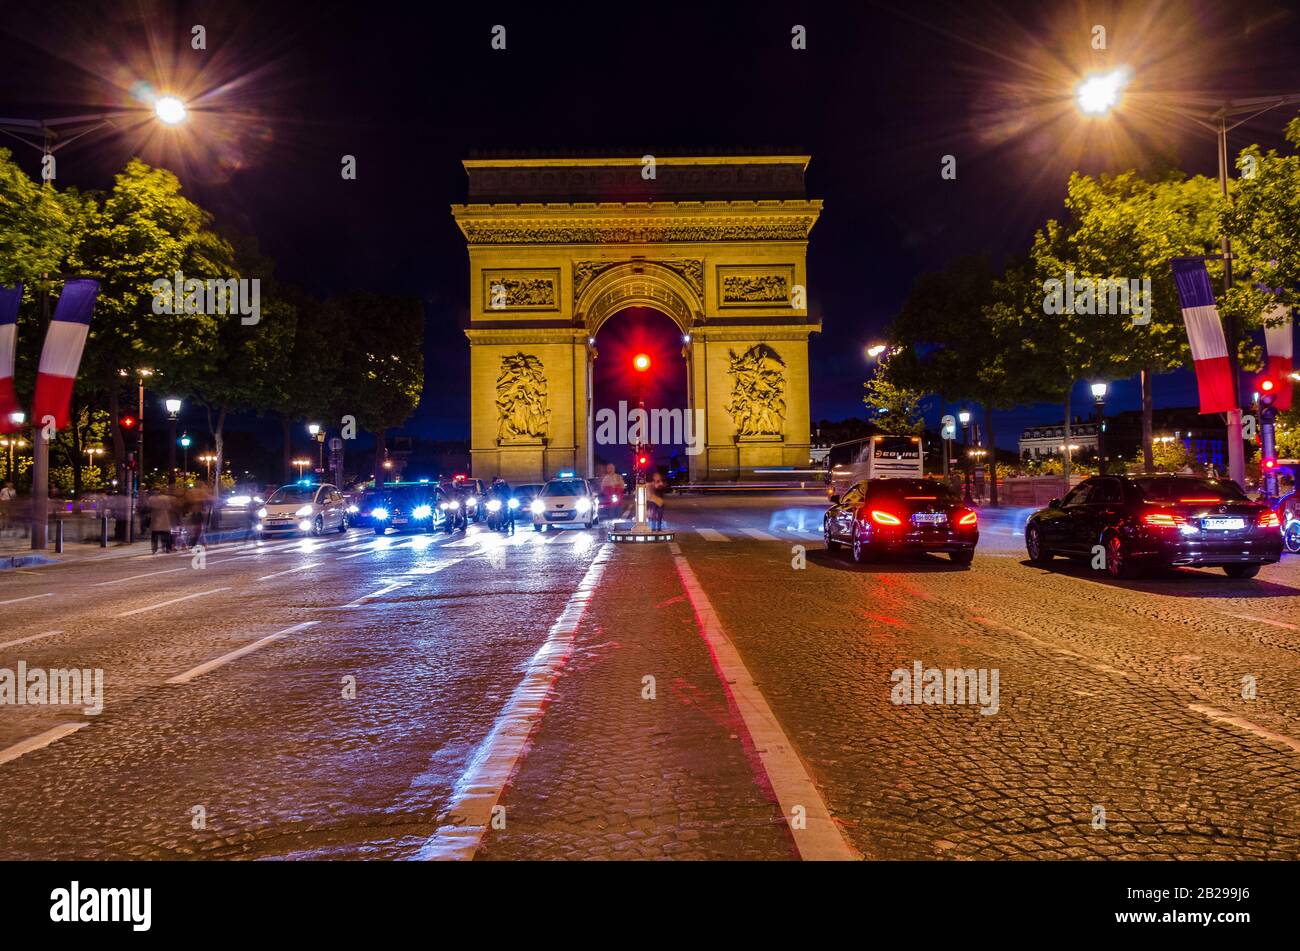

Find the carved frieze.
xmin=460 ymin=217 xmax=818 ymax=245
xmin=573 ymin=258 xmax=704 ymax=299
xmin=495 ymin=353 xmax=551 ymax=441
xmin=717 ymin=265 xmax=797 ymax=308
xmin=482 ymin=269 xmax=559 ymax=311
xmin=724 ymin=343 xmax=787 ymax=437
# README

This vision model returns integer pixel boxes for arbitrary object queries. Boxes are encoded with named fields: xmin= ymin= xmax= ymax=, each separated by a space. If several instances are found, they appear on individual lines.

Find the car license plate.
xmin=913 ymin=513 xmax=947 ymax=525
xmin=1202 ymin=517 xmax=1245 ymax=530
xmin=393 ymin=517 xmax=407 ymax=525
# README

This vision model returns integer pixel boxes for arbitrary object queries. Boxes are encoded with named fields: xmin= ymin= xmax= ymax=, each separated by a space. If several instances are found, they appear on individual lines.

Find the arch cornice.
xmin=575 ymin=261 xmax=703 ymax=336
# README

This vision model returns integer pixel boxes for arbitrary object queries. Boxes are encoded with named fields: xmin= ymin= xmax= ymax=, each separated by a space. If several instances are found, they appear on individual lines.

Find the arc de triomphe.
xmin=451 ymin=154 xmax=822 ymax=483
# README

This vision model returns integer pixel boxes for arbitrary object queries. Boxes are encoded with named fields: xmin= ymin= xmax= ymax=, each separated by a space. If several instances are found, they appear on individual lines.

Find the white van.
xmin=826 ymin=434 xmax=924 ymax=497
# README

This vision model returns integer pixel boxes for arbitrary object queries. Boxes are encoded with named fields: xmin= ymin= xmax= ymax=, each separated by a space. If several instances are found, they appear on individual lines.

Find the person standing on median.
xmin=647 ymin=470 xmax=668 ymax=531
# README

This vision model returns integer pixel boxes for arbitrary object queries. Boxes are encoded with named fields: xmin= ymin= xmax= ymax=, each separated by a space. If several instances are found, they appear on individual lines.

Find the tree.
xmin=328 ymin=293 xmax=424 ymax=484
xmin=863 ymin=367 xmax=925 ymax=435
xmin=886 ymin=257 xmax=1049 ymax=504
xmin=1038 ymin=170 xmax=1221 ymax=472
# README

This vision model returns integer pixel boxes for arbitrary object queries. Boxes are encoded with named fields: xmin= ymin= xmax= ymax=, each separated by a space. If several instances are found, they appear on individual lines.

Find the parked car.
xmin=823 ymin=477 xmax=978 ymax=564
xmin=1025 ymin=474 xmax=1282 ymax=579
xmin=256 ymin=482 xmax=349 ymax=536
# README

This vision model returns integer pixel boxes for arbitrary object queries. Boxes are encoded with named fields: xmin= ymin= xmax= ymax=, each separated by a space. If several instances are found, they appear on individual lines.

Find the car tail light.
xmin=870 ymin=510 xmax=902 ymax=526
xmin=1177 ymin=497 xmax=1222 ymax=504
xmin=1258 ymin=511 xmax=1281 ymax=528
xmin=1142 ymin=511 xmax=1186 ymax=528
xmin=957 ymin=511 xmax=977 ymax=526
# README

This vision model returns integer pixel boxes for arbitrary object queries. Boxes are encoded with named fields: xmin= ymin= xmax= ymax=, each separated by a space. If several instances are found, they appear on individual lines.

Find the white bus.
xmin=826 ymin=434 xmax=924 ymax=497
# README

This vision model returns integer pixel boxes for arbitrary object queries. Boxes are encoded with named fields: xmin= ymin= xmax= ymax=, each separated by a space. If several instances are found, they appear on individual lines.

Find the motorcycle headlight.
xmin=531 ymin=499 xmax=545 ymax=515
xmin=611 ymin=494 xmax=619 ymax=503
xmin=508 ymin=497 xmax=519 ymax=509
xmin=575 ymin=497 xmax=592 ymax=513
xmin=295 ymin=504 xmax=314 ymax=517
xmin=413 ymin=504 xmax=432 ymax=519
xmin=487 ymin=499 xmax=502 ymax=512
xmin=256 ymin=507 xmax=268 ymax=519
xmin=439 ymin=502 xmax=449 ymax=511
xmin=448 ymin=500 xmax=460 ymax=510
xmin=371 ymin=507 xmax=389 ymax=521
xmin=466 ymin=496 xmax=477 ymax=507
xmin=347 ymin=504 xmax=359 ymax=514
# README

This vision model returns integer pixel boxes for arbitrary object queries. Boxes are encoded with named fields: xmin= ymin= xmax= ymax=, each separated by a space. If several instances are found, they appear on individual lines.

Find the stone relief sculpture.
xmin=723 ymin=274 xmax=789 ymax=303
xmin=725 ymin=344 xmax=787 ymax=436
xmin=495 ymin=353 xmax=551 ymax=440
xmin=488 ymin=277 xmax=556 ymax=308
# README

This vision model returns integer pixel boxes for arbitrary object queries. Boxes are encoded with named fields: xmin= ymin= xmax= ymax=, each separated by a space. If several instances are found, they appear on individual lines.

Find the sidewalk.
xmin=0 ymin=526 xmax=254 ymax=570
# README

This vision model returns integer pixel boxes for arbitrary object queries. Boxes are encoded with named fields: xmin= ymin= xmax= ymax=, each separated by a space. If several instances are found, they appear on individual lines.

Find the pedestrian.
xmin=646 ymin=470 xmax=668 ymax=531
xmin=185 ymin=483 xmax=211 ymax=547
xmin=146 ymin=490 xmax=175 ymax=553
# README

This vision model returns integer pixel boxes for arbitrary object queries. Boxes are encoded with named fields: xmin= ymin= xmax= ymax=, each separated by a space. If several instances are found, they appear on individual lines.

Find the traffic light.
xmin=637 ymin=452 xmax=649 ymax=469
xmin=1259 ymin=376 xmax=1278 ymax=422
xmin=633 ymin=353 xmax=651 ymax=372
xmin=119 ymin=414 xmax=137 ymax=430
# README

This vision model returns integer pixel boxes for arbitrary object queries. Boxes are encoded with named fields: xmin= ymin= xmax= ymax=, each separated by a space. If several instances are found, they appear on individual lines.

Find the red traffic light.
xmin=633 ymin=353 xmax=651 ymax=372
xmin=1260 ymin=377 xmax=1276 ymax=393
xmin=119 ymin=415 xmax=137 ymax=430
xmin=637 ymin=454 xmax=649 ymax=467
xmin=1264 ymin=457 xmax=1278 ymax=471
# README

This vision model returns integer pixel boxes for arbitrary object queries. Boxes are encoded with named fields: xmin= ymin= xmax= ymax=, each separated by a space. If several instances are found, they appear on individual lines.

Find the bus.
xmin=826 ymin=434 xmax=924 ymax=497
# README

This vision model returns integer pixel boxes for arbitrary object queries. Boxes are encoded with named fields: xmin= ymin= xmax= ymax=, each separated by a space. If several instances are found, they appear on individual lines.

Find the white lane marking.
xmin=415 ymin=544 xmax=612 ymax=861
xmin=741 ymin=528 xmax=780 ymax=541
xmin=673 ymin=553 xmax=859 ymax=861
xmin=115 ymin=587 xmax=231 ymax=618
xmin=93 ymin=566 xmax=191 ymax=586
xmin=1189 ymin=704 xmax=1300 ymax=757
xmin=1221 ymin=612 xmax=1300 ymax=632
xmin=167 ymin=621 xmax=319 ymax=685
xmin=0 ymin=722 xmax=89 ymax=768
xmin=342 ymin=581 xmax=410 ymax=607
xmin=696 ymin=528 xmax=729 ymax=542
xmin=338 ymin=544 xmax=386 ymax=560
xmin=0 ymin=592 xmax=54 ymax=607
xmin=258 ymin=562 xmax=320 ymax=581
xmin=0 ymin=629 xmax=63 ymax=650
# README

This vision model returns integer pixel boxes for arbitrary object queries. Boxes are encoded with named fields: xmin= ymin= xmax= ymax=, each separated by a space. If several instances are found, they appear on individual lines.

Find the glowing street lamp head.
xmin=1075 ymin=67 xmax=1130 ymax=116
xmin=866 ymin=344 xmax=887 ymax=358
xmin=1091 ymin=382 xmax=1109 ymax=400
xmin=633 ymin=353 xmax=651 ymax=372
xmin=154 ymin=95 xmax=188 ymax=126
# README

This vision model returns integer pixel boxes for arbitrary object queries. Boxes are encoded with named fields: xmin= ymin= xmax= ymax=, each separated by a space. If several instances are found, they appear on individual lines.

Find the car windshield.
xmin=267 ymin=485 xmax=316 ymax=504
xmin=868 ymin=480 xmax=958 ymax=501
xmin=517 ymin=484 xmax=542 ymax=496
xmin=1134 ymin=477 xmax=1247 ymax=502
xmin=384 ymin=487 xmax=432 ymax=504
xmin=543 ymin=480 xmax=588 ymax=497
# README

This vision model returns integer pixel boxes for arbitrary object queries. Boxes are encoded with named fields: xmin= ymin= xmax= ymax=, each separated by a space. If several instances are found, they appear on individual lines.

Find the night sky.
xmin=5 ymin=0 xmax=1300 ymax=451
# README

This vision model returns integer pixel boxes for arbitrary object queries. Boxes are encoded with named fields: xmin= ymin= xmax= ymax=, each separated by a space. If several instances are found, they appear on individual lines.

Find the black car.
xmin=824 ymin=478 xmax=979 ymax=565
xmin=1025 ymin=474 xmax=1282 ymax=579
xmin=371 ymin=484 xmax=446 ymax=535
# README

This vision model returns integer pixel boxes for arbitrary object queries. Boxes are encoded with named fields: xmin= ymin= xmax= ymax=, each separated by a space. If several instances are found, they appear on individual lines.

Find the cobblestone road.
xmin=0 ymin=493 xmax=1297 ymax=860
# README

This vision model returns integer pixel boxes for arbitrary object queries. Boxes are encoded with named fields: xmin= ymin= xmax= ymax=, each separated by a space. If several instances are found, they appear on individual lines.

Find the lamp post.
xmin=308 ymin=423 xmax=324 ymax=472
xmin=1091 ymin=382 xmax=1109 ymax=475
xmin=1076 ymin=68 xmax=1300 ymax=487
xmin=199 ymin=452 xmax=218 ymax=484
xmin=292 ymin=457 xmax=311 ymax=479
xmin=178 ymin=433 xmax=192 ymax=478
xmin=165 ymin=398 xmax=182 ymax=487
xmin=958 ymin=409 xmax=972 ymax=504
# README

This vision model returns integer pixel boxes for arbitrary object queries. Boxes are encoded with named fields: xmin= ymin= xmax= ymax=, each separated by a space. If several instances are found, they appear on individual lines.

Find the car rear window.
xmin=867 ymin=480 xmax=957 ymax=501
xmin=1133 ymin=477 xmax=1247 ymax=502
xmin=543 ymin=480 xmax=587 ymax=496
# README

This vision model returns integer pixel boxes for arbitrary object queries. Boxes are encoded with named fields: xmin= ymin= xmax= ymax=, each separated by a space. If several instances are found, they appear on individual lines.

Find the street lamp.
xmin=292 ymin=457 xmax=311 ymax=479
xmin=866 ymin=343 xmax=887 ymax=359
xmin=1075 ymin=68 xmax=1300 ymax=487
xmin=165 ymin=397 xmax=182 ymax=487
xmin=308 ymin=423 xmax=324 ymax=471
xmin=199 ymin=452 xmax=218 ymax=483
xmin=958 ymin=409 xmax=973 ymax=504
xmin=178 ymin=433 xmax=192 ymax=476
xmin=1 ymin=436 xmax=27 ymax=482
xmin=1091 ymin=382 xmax=1109 ymax=475
xmin=154 ymin=96 xmax=187 ymax=126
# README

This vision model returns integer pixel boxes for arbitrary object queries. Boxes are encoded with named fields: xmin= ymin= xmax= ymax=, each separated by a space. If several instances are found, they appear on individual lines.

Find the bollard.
xmin=101 ymin=512 xmax=109 ymax=547
xmin=55 ymin=517 xmax=64 ymax=554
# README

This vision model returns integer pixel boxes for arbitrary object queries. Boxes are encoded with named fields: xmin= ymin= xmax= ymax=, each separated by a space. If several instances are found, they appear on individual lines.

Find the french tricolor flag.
xmin=1263 ymin=302 xmax=1293 ymax=411
xmin=0 ymin=285 xmax=20 ymax=434
xmin=1171 ymin=257 xmax=1236 ymax=415
xmin=33 ymin=278 xmax=100 ymax=431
